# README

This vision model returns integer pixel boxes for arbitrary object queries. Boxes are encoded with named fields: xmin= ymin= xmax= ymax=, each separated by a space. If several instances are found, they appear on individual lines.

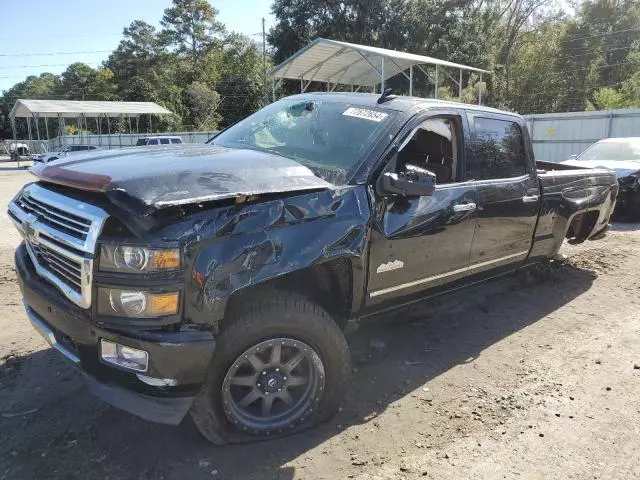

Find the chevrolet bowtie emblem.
xmin=23 ymin=213 xmax=38 ymax=244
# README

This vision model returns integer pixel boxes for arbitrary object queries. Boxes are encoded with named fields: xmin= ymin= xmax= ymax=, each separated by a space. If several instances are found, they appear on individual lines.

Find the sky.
xmin=0 ymin=0 xmax=274 ymax=93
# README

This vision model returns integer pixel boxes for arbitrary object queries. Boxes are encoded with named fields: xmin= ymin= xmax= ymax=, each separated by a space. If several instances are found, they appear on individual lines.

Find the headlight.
xmin=99 ymin=245 xmax=180 ymax=273
xmin=97 ymin=288 xmax=179 ymax=318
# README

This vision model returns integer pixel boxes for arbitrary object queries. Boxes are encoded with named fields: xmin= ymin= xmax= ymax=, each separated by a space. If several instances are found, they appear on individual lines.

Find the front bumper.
xmin=16 ymin=243 xmax=216 ymax=425
xmin=616 ymin=182 xmax=640 ymax=215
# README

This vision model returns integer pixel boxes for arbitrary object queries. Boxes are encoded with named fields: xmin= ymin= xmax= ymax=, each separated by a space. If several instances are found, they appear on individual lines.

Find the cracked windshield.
xmin=212 ymin=99 xmax=397 ymax=184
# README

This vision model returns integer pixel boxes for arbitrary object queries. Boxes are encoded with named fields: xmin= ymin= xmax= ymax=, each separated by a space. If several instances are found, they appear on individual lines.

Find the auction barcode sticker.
xmin=343 ymin=107 xmax=388 ymax=123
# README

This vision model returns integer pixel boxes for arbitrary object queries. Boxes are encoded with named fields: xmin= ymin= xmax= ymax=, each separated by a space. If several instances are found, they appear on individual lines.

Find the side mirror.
xmin=381 ymin=165 xmax=436 ymax=197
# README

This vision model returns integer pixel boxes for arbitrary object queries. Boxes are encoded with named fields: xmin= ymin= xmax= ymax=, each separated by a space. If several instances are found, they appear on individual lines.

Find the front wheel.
xmin=190 ymin=292 xmax=351 ymax=444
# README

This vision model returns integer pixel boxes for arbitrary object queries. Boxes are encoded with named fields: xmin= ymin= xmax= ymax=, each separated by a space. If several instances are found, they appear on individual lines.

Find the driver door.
xmin=367 ymin=110 xmax=478 ymax=307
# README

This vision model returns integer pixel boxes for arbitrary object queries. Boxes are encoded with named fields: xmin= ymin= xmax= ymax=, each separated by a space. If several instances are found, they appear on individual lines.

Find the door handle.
xmin=453 ymin=202 xmax=477 ymax=212
xmin=522 ymin=195 xmax=539 ymax=203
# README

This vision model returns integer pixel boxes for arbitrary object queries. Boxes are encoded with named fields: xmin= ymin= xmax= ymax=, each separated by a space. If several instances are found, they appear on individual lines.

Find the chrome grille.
xmin=30 ymin=241 xmax=82 ymax=293
xmin=8 ymin=184 xmax=108 ymax=308
xmin=17 ymin=193 xmax=92 ymax=241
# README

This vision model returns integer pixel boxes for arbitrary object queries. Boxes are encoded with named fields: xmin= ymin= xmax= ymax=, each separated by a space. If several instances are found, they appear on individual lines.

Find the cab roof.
xmin=284 ymin=92 xmax=518 ymax=118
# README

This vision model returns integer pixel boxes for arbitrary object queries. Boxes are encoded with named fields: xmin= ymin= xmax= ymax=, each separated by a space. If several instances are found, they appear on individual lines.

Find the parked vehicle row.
xmin=33 ymin=144 xmax=99 ymax=163
xmin=8 ymin=93 xmax=618 ymax=444
xmin=30 ymin=137 xmax=185 ymax=164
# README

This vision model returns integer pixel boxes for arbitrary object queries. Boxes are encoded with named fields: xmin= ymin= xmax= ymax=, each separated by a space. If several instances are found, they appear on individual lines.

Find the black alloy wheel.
xmin=221 ymin=338 xmax=325 ymax=433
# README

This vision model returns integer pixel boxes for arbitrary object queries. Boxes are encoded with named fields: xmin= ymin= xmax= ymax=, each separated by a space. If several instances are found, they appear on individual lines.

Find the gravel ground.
xmin=0 ymin=168 xmax=639 ymax=480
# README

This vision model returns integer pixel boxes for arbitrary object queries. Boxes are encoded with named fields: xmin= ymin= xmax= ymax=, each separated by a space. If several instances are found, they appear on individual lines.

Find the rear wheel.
xmin=190 ymin=292 xmax=351 ymax=444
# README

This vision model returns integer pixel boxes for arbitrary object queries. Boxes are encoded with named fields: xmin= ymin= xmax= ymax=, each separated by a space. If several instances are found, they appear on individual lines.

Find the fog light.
xmin=100 ymin=339 xmax=148 ymax=372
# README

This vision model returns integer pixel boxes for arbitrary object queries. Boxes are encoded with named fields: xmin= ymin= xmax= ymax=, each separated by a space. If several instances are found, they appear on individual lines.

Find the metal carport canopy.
xmin=10 ymin=99 xmax=172 ymax=118
xmin=270 ymin=38 xmax=490 ymax=94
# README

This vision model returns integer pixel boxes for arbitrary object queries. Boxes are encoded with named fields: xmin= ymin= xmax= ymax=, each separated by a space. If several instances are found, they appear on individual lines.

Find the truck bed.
xmin=527 ymin=163 xmax=618 ymax=262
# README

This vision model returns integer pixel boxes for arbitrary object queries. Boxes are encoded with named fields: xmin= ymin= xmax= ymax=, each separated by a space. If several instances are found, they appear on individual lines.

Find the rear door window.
xmin=467 ymin=117 xmax=527 ymax=180
xmin=170 ymin=138 xmax=182 ymax=144
xmin=160 ymin=138 xmax=170 ymax=144
xmin=148 ymin=139 xmax=158 ymax=145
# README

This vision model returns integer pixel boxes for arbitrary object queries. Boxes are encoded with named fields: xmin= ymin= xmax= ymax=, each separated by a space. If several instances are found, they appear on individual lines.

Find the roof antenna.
xmin=377 ymin=87 xmax=395 ymax=104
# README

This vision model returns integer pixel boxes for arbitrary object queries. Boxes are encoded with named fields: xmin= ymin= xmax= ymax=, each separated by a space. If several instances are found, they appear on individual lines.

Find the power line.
xmin=0 ymin=62 xmax=103 ymax=70
xmin=0 ymin=50 xmax=113 ymax=57
xmin=563 ymin=27 xmax=640 ymax=42
xmin=0 ymin=32 xmax=122 ymax=41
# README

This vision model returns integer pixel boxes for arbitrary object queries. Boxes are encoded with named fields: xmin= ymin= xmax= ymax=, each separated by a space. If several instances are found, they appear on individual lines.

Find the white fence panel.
xmin=524 ymin=109 xmax=640 ymax=162
xmin=33 ymin=131 xmax=219 ymax=153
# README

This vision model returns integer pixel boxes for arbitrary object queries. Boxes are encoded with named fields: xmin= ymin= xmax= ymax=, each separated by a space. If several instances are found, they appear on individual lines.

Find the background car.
xmin=135 ymin=136 xmax=183 ymax=146
xmin=33 ymin=144 xmax=99 ymax=163
xmin=561 ymin=137 xmax=640 ymax=219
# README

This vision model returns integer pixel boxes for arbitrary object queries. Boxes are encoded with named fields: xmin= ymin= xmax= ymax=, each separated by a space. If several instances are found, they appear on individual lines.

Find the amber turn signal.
xmin=150 ymin=250 xmax=181 ymax=270
xmin=148 ymin=292 xmax=180 ymax=316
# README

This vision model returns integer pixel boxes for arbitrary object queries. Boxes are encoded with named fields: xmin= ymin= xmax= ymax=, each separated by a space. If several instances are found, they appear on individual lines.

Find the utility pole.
xmin=262 ymin=17 xmax=267 ymax=104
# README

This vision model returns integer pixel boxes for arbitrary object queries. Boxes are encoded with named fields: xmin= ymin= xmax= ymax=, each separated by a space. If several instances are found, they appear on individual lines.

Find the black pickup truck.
xmin=9 ymin=93 xmax=617 ymax=444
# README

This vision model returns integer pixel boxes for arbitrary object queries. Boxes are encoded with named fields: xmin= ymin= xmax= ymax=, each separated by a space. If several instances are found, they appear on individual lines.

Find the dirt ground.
xmin=1 ymin=165 xmax=639 ymax=480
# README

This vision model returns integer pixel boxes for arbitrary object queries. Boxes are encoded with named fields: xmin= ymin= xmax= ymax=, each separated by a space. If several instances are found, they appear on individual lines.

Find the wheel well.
xmin=566 ymin=211 xmax=599 ymax=244
xmin=222 ymin=258 xmax=354 ymax=331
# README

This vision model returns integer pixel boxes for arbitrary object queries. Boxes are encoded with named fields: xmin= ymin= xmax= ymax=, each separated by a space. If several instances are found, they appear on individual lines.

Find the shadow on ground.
xmin=0 ymin=263 xmax=596 ymax=480
xmin=0 ymin=165 xmax=30 ymax=172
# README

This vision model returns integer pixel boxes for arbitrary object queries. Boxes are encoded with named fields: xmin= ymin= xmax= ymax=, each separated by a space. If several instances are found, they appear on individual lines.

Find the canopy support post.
xmin=409 ymin=64 xmax=414 ymax=96
xmin=96 ymin=116 xmax=101 ymax=146
xmin=27 ymin=116 xmax=32 ymax=144
xmin=106 ymin=114 xmax=112 ymax=150
xmin=272 ymin=76 xmax=275 ymax=102
xmin=33 ymin=113 xmax=40 ymax=141
xmin=381 ymin=56 xmax=385 ymax=92
xmin=300 ymin=78 xmax=304 ymax=93
xmin=459 ymin=69 xmax=463 ymax=100
xmin=56 ymin=114 xmax=62 ymax=149
xmin=10 ymin=116 xmax=17 ymax=146
xmin=478 ymin=73 xmax=483 ymax=105
xmin=435 ymin=65 xmax=439 ymax=99
xmin=45 ymin=116 xmax=50 ymax=141
xmin=149 ymin=114 xmax=152 ymax=134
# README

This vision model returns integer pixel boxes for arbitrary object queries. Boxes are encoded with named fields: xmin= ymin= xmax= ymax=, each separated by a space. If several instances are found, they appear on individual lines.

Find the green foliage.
xmin=0 ymin=0 xmax=266 ymax=139
xmin=269 ymin=0 xmax=640 ymax=114
xmin=160 ymin=0 xmax=225 ymax=67
xmin=3 ymin=0 xmax=640 ymax=141
xmin=182 ymin=81 xmax=221 ymax=129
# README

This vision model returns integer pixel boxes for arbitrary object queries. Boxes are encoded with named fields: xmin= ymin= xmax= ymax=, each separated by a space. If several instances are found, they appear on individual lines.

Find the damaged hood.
xmin=30 ymin=144 xmax=332 ymax=213
xmin=561 ymin=159 xmax=640 ymax=179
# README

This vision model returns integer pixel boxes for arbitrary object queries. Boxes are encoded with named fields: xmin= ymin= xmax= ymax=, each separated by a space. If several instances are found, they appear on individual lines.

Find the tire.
xmin=190 ymin=291 xmax=351 ymax=445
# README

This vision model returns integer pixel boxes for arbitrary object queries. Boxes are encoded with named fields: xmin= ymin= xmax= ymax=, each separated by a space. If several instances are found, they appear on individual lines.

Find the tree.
xmin=160 ymin=0 xmax=225 ymax=67
xmin=182 ymin=81 xmax=221 ymax=129
xmin=214 ymin=33 xmax=268 ymax=127
xmin=59 ymin=63 xmax=97 ymax=100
